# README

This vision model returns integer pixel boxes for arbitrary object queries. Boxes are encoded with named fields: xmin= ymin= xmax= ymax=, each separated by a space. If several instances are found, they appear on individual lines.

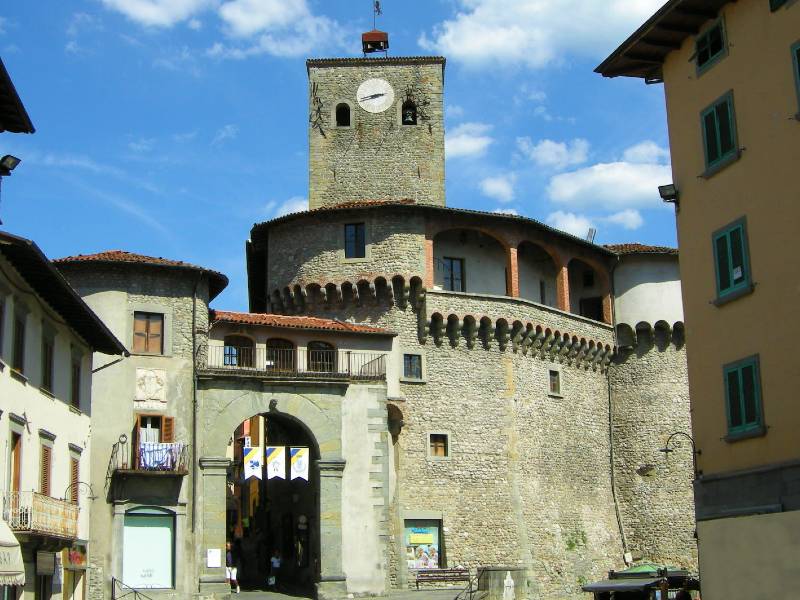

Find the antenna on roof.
xmin=586 ymin=227 xmax=597 ymax=243
xmin=362 ymin=1 xmax=389 ymax=56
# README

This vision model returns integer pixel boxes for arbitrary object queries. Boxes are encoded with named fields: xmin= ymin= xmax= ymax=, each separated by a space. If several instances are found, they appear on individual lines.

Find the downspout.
xmin=191 ymin=271 xmax=202 ymax=533
xmin=606 ymin=255 xmax=629 ymax=559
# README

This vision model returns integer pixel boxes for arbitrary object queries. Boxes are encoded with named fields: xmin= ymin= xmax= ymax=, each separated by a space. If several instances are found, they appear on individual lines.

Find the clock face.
xmin=356 ymin=78 xmax=395 ymax=113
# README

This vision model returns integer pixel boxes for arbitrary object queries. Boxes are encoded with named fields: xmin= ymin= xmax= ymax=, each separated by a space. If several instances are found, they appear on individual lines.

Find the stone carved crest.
xmin=135 ymin=368 xmax=167 ymax=404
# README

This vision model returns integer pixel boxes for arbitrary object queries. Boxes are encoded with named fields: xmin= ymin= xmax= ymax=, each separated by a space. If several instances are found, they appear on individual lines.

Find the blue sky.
xmin=0 ymin=0 xmax=675 ymax=311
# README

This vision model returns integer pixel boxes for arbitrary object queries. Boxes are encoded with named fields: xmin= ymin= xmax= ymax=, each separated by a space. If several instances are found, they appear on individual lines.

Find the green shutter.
xmin=793 ymin=42 xmax=800 ymax=111
xmin=724 ymin=356 xmax=762 ymax=435
xmin=695 ymin=20 xmax=727 ymax=73
xmin=701 ymin=92 xmax=738 ymax=171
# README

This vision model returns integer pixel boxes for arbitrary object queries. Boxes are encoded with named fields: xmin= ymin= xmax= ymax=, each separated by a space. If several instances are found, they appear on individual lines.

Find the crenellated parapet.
xmin=615 ymin=320 xmax=686 ymax=354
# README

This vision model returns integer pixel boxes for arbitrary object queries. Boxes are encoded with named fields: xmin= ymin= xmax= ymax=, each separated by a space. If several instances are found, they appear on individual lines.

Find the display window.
xmin=404 ymin=519 xmax=442 ymax=569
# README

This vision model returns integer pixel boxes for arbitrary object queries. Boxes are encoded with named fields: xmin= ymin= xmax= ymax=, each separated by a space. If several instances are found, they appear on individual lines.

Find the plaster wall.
xmin=517 ymin=243 xmax=558 ymax=307
xmin=661 ymin=0 xmax=800 ymax=474
xmin=613 ymin=255 xmax=683 ymax=325
xmin=432 ymin=229 xmax=506 ymax=296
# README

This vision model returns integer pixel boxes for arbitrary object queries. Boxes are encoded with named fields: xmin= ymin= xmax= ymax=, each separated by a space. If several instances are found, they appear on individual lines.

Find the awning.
xmin=582 ymin=577 xmax=661 ymax=593
xmin=0 ymin=519 xmax=25 ymax=586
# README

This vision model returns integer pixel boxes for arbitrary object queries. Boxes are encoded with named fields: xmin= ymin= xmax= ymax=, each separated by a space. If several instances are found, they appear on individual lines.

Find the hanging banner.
xmin=243 ymin=446 xmax=262 ymax=480
xmin=290 ymin=447 xmax=309 ymax=481
xmin=266 ymin=446 xmax=286 ymax=480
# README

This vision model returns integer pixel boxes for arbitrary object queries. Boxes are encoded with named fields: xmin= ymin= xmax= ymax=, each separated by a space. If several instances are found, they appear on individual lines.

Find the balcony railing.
xmin=200 ymin=347 xmax=386 ymax=381
xmin=1 ymin=491 xmax=79 ymax=539
xmin=109 ymin=440 xmax=190 ymax=475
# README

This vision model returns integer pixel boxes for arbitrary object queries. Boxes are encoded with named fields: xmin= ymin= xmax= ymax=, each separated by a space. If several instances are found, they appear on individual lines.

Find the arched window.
xmin=123 ymin=507 xmax=175 ymax=589
xmin=267 ymin=338 xmax=295 ymax=373
xmin=224 ymin=335 xmax=254 ymax=368
xmin=335 ymin=103 xmax=351 ymax=127
xmin=308 ymin=341 xmax=336 ymax=373
xmin=402 ymin=100 xmax=417 ymax=125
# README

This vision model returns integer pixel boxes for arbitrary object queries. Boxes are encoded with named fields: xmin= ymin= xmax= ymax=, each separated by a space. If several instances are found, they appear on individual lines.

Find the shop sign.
xmin=64 ymin=545 xmax=87 ymax=570
xmin=36 ymin=551 xmax=56 ymax=575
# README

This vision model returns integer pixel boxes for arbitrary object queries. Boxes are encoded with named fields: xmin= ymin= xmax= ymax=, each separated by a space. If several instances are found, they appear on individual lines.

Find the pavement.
xmin=233 ymin=589 xmax=464 ymax=600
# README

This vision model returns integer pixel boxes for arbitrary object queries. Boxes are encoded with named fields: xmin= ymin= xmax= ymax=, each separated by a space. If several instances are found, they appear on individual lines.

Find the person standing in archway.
xmin=268 ymin=549 xmax=281 ymax=590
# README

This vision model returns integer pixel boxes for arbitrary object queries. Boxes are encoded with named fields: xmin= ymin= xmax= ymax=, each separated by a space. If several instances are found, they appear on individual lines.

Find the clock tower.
xmin=307 ymin=55 xmax=446 ymax=210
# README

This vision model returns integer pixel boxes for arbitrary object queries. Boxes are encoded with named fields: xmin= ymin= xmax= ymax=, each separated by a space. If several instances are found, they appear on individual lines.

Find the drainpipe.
xmin=191 ymin=271 xmax=202 ymax=533
xmin=606 ymin=255 xmax=630 ymax=559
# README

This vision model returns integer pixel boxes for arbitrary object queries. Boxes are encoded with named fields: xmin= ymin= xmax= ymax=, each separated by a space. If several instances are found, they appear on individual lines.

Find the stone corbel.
xmin=446 ymin=317 xmax=461 ymax=348
xmin=510 ymin=323 xmax=525 ymax=352
xmin=463 ymin=319 xmax=478 ymax=350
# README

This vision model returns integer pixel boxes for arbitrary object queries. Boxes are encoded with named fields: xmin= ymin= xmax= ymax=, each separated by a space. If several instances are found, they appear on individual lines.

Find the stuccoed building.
xmin=56 ymin=48 xmax=695 ymax=600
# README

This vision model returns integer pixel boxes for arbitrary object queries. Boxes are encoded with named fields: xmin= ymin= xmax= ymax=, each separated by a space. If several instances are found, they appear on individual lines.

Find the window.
xmin=713 ymin=218 xmax=751 ymax=301
xmin=308 ymin=341 xmax=335 ymax=372
xmin=70 ymin=357 xmax=82 ymax=409
xmin=402 ymin=100 xmax=418 ymax=125
xmin=344 ymin=223 xmax=366 ymax=259
xmin=40 ymin=444 xmax=52 ymax=496
xmin=335 ymin=103 xmax=351 ymax=127
xmin=0 ymin=297 xmax=5 ymax=358
xmin=135 ymin=414 xmax=175 ymax=444
xmin=724 ymin=355 xmax=763 ymax=436
xmin=267 ymin=338 xmax=295 ymax=372
xmin=10 ymin=433 xmax=21 ymax=492
xmin=793 ymin=41 xmax=800 ymax=111
xmin=701 ymin=92 xmax=738 ymax=171
xmin=442 ymin=257 xmax=465 ymax=292
xmin=123 ymin=507 xmax=175 ymax=588
xmin=133 ymin=312 xmax=164 ymax=354
xmin=429 ymin=433 xmax=448 ymax=458
xmin=404 ymin=519 xmax=443 ymax=568
xmin=549 ymin=370 xmax=561 ymax=396
xmin=69 ymin=456 xmax=80 ymax=504
xmin=403 ymin=354 xmax=423 ymax=380
xmin=770 ymin=0 xmax=789 ymax=11
xmin=539 ymin=281 xmax=547 ymax=305
xmin=223 ymin=335 xmax=254 ymax=368
xmin=695 ymin=19 xmax=726 ymax=72
xmin=41 ymin=335 xmax=54 ymax=393
xmin=579 ymin=297 xmax=604 ymax=321
xmin=582 ymin=270 xmax=595 ymax=288
xmin=12 ymin=314 xmax=25 ymax=373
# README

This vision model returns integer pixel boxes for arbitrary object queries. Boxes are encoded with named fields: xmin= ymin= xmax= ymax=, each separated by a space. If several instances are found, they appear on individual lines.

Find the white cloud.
xmin=445 ymin=122 xmax=493 ymax=159
xmin=0 ymin=17 xmax=6 ymax=34
xmin=188 ymin=18 xmax=202 ymax=30
xmin=153 ymin=46 xmax=202 ymax=76
xmin=212 ymin=124 xmax=238 ymax=145
xmin=65 ymin=40 xmax=81 ymax=54
xmin=546 ymin=211 xmax=594 ymax=238
xmin=100 ymin=0 xmax=212 ymax=27
xmin=480 ymin=174 xmax=516 ymax=202
xmin=622 ymin=140 xmax=671 ymax=164
xmin=419 ymin=0 xmax=664 ymax=68
xmin=446 ymin=104 xmax=465 ymax=119
xmin=128 ymin=137 xmax=156 ymax=153
xmin=274 ymin=196 xmax=307 ymax=217
xmin=493 ymin=208 xmax=518 ymax=215
xmin=218 ymin=0 xmax=307 ymax=37
xmin=172 ymin=130 xmax=198 ymax=143
xmin=604 ymin=209 xmax=643 ymax=230
xmin=517 ymin=137 xmax=589 ymax=170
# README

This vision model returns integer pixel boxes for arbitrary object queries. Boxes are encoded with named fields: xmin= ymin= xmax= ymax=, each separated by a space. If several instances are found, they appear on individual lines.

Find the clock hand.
xmin=359 ymin=93 xmax=386 ymax=101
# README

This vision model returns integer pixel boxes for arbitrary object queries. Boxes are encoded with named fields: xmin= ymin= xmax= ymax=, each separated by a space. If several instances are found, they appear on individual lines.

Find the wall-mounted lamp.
xmin=658 ymin=183 xmax=679 ymax=208
xmin=659 ymin=431 xmax=700 ymax=479
xmin=0 ymin=155 xmax=21 ymax=176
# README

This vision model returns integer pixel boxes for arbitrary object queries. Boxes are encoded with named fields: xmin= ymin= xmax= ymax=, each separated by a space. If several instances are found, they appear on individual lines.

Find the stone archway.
xmin=197 ymin=381 xmax=348 ymax=599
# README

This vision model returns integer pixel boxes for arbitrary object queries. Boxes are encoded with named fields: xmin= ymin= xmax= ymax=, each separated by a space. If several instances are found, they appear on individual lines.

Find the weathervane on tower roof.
xmin=362 ymin=0 xmax=389 ymax=56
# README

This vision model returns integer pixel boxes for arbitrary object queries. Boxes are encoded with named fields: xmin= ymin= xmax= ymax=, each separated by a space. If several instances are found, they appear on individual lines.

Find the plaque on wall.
xmin=134 ymin=368 xmax=167 ymax=408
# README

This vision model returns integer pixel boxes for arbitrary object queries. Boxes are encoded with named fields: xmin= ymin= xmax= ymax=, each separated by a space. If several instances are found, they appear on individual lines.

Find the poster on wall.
xmin=404 ymin=519 xmax=441 ymax=569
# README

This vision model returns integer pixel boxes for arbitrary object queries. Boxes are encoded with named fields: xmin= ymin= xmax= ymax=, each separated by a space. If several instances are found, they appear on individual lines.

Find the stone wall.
xmin=308 ymin=59 xmax=445 ymax=209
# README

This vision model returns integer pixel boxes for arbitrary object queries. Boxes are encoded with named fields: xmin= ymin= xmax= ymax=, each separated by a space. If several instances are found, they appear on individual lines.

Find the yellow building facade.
xmin=598 ymin=0 xmax=800 ymax=598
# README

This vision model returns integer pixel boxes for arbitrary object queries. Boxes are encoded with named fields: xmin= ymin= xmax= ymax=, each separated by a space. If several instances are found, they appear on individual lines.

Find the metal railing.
xmin=1 ymin=491 xmax=79 ymax=539
xmin=108 ymin=440 xmax=190 ymax=474
xmin=111 ymin=577 xmax=156 ymax=600
xmin=200 ymin=346 xmax=386 ymax=380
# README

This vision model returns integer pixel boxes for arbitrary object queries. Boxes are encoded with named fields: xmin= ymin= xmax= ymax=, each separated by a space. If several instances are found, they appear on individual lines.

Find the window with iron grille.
xmin=133 ymin=312 xmax=164 ymax=354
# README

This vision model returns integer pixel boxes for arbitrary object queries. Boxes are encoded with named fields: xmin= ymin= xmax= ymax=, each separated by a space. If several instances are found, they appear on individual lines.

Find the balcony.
xmin=1 ymin=491 xmax=79 ymax=540
xmin=109 ymin=440 xmax=190 ymax=476
xmin=199 ymin=347 xmax=387 ymax=381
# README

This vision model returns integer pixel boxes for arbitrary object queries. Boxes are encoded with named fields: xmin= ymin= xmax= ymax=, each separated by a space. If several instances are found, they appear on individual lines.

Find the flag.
xmin=374 ymin=1 xmax=382 ymax=16
xmin=290 ymin=447 xmax=309 ymax=481
xmin=266 ymin=446 xmax=286 ymax=480
xmin=243 ymin=446 xmax=262 ymax=480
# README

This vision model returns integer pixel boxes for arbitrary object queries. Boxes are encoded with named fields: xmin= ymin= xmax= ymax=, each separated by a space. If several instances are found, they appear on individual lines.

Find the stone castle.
xmin=53 ymin=49 xmax=695 ymax=600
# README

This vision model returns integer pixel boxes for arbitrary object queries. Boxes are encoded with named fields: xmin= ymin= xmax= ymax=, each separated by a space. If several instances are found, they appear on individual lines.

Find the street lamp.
xmin=659 ymin=431 xmax=700 ymax=479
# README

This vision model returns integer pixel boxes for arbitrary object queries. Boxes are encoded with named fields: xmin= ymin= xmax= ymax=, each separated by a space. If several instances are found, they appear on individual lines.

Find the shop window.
xmin=123 ymin=507 xmax=176 ymax=589
xmin=402 ymin=100 xmax=417 ymax=125
xmin=404 ymin=519 xmax=442 ymax=569
xmin=133 ymin=312 xmax=164 ymax=355
xmin=308 ymin=341 xmax=335 ymax=372
xmin=713 ymin=217 xmax=751 ymax=302
xmin=701 ymin=92 xmax=738 ymax=172
xmin=344 ymin=223 xmax=366 ymax=259
xmin=41 ymin=335 xmax=55 ymax=394
xmin=724 ymin=355 xmax=763 ymax=437
xmin=267 ymin=338 xmax=295 ymax=372
xmin=442 ymin=257 xmax=465 ymax=292
xmin=335 ymin=103 xmax=351 ymax=127
xmin=695 ymin=19 xmax=726 ymax=73
xmin=12 ymin=313 xmax=25 ymax=373
xmin=428 ymin=433 xmax=449 ymax=458
xmin=548 ymin=370 xmax=561 ymax=396
xmin=403 ymin=354 xmax=423 ymax=380
xmin=224 ymin=335 xmax=254 ymax=368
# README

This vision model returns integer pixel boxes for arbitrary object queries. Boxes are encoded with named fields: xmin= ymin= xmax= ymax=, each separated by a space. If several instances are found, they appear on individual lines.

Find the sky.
xmin=0 ymin=0 xmax=676 ymax=311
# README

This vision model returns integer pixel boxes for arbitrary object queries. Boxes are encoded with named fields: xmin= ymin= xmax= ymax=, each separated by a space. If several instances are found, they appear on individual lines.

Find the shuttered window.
xmin=70 ymin=457 xmax=80 ymax=504
xmin=41 ymin=336 xmax=55 ymax=393
xmin=70 ymin=358 xmax=82 ymax=409
xmin=12 ymin=314 xmax=25 ymax=372
xmin=40 ymin=445 xmax=52 ymax=496
xmin=724 ymin=356 xmax=763 ymax=436
xmin=133 ymin=312 xmax=164 ymax=354
xmin=134 ymin=415 xmax=176 ymax=469
xmin=695 ymin=20 xmax=726 ymax=72
xmin=713 ymin=218 xmax=751 ymax=300
xmin=701 ymin=92 xmax=738 ymax=170
xmin=793 ymin=42 xmax=800 ymax=111
xmin=770 ymin=0 xmax=789 ymax=11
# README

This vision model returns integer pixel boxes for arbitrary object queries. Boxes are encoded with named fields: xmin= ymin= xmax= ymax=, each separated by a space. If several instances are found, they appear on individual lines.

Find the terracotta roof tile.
xmin=604 ymin=243 xmax=678 ymax=255
xmin=54 ymin=250 xmax=229 ymax=300
xmin=210 ymin=310 xmax=394 ymax=336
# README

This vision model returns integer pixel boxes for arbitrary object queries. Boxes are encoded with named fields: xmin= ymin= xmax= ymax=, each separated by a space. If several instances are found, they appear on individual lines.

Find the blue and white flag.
xmin=243 ymin=446 xmax=262 ymax=480
xmin=266 ymin=446 xmax=286 ymax=480
xmin=290 ymin=447 xmax=309 ymax=481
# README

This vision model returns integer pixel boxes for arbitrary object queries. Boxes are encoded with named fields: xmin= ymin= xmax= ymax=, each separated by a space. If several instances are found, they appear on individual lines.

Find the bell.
xmin=403 ymin=109 xmax=416 ymax=124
